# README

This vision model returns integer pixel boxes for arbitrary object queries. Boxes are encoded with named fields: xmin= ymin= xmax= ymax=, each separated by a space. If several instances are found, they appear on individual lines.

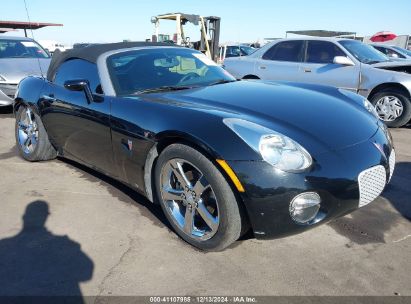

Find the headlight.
xmin=363 ymin=98 xmax=380 ymax=120
xmin=223 ymin=118 xmax=312 ymax=172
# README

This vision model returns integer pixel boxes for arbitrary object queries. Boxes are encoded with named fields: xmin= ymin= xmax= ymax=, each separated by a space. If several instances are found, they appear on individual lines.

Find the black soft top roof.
xmin=47 ymin=41 xmax=175 ymax=81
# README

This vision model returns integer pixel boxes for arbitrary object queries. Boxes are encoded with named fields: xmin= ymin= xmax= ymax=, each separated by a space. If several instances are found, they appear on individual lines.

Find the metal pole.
xmin=200 ymin=17 xmax=211 ymax=59
xmin=176 ymin=15 xmax=182 ymax=45
xmin=24 ymin=28 xmax=27 ymax=37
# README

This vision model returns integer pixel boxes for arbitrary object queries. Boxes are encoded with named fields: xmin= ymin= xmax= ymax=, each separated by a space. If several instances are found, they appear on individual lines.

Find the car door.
xmin=299 ymin=40 xmax=360 ymax=92
xmin=103 ymin=52 xmax=160 ymax=188
xmin=253 ymin=40 xmax=304 ymax=82
xmin=40 ymin=59 xmax=116 ymax=176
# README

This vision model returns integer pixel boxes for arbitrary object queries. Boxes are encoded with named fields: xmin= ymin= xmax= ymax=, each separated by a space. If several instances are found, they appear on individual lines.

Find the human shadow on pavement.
xmin=0 ymin=200 xmax=94 ymax=302
xmin=0 ymin=105 xmax=13 ymax=116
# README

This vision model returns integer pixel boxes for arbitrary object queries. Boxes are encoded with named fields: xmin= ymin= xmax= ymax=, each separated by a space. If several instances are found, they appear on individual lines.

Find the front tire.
xmin=15 ymin=106 xmax=57 ymax=161
xmin=155 ymin=144 xmax=244 ymax=251
xmin=370 ymin=91 xmax=411 ymax=128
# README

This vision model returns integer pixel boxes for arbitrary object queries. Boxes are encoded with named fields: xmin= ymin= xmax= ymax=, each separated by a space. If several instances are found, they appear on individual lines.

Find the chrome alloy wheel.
xmin=375 ymin=96 xmax=404 ymax=121
xmin=17 ymin=108 xmax=39 ymax=155
xmin=160 ymin=158 xmax=219 ymax=240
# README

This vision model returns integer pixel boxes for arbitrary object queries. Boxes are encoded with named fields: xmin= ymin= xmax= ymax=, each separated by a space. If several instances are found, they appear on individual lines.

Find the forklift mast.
xmin=151 ymin=13 xmax=221 ymax=62
xmin=203 ymin=16 xmax=221 ymax=62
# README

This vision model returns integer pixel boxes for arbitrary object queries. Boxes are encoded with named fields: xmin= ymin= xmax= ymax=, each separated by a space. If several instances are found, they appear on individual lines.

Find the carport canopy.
xmin=0 ymin=20 xmax=63 ymax=37
xmin=286 ymin=30 xmax=356 ymax=38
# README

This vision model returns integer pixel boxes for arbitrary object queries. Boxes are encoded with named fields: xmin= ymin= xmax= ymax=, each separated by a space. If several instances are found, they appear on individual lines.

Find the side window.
xmin=262 ymin=41 xmax=304 ymax=62
xmin=374 ymin=46 xmax=388 ymax=55
xmin=306 ymin=41 xmax=346 ymax=64
xmin=374 ymin=46 xmax=404 ymax=59
xmin=226 ymin=46 xmax=240 ymax=57
xmin=387 ymin=49 xmax=405 ymax=59
xmin=54 ymin=59 xmax=103 ymax=94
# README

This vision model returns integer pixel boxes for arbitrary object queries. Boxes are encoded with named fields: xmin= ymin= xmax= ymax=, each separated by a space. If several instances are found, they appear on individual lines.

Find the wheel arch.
xmin=368 ymin=82 xmax=411 ymax=100
xmin=144 ymin=131 xmax=222 ymax=203
xmin=144 ymin=132 xmax=252 ymax=235
xmin=143 ymin=131 xmax=251 ymax=232
xmin=13 ymin=76 xmax=45 ymax=116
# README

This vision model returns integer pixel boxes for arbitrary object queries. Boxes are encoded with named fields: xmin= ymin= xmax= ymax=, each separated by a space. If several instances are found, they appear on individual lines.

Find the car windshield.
xmin=107 ymin=48 xmax=236 ymax=96
xmin=339 ymin=40 xmax=389 ymax=64
xmin=240 ymin=45 xmax=256 ymax=55
xmin=392 ymin=46 xmax=411 ymax=57
xmin=0 ymin=39 xmax=50 ymax=59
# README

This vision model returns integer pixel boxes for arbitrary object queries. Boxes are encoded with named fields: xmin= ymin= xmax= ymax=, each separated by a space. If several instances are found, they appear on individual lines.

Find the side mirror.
xmin=333 ymin=56 xmax=355 ymax=66
xmin=64 ymin=79 xmax=94 ymax=102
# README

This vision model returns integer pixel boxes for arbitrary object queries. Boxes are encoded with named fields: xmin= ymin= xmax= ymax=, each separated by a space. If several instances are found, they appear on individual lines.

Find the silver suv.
xmin=224 ymin=38 xmax=411 ymax=127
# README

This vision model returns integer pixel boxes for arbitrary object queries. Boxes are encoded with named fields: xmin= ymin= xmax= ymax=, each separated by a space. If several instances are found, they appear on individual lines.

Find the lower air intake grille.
xmin=389 ymin=149 xmax=396 ymax=182
xmin=358 ymin=165 xmax=386 ymax=207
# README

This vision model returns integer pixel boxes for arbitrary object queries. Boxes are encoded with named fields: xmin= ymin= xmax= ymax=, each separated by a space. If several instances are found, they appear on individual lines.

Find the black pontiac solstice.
xmin=14 ymin=42 xmax=395 ymax=251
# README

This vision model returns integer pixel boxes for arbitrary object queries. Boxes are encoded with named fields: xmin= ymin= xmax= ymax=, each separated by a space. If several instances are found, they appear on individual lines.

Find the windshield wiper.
xmin=131 ymin=85 xmax=196 ymax=95
xmin=208 ymin=79 xmax=236 ymax=86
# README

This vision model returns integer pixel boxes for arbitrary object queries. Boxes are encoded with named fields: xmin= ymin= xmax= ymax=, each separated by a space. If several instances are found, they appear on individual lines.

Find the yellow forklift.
xmin=151 ymin=13 xmax=221 ymax=62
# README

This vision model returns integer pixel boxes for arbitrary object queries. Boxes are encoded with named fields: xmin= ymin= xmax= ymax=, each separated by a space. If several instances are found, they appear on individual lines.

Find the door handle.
xmin=258 ymin=66 xmax=267 ymax=70
xmin=42 ymin=94 xmax=56 ymax=102
xmin=304 ymin=68 xmax=312 ymax=73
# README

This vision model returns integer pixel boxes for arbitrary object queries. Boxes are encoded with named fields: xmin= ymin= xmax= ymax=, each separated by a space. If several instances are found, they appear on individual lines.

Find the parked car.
xmin=14 ymin=42 xmax=395 ymax=251
xmin=371 ymin=44 xmax=411 ymax=60
xmin=219 ymin=44 xmax=256 ymax=59
xmin=38 ymin=40 xmax=67 ymax=55
xmin=224 ymin=38 xmax=411 ymax=127
xmin=0 ymin=36 xmax=50 ymax=107
xmin=72 ymin=43 xmax=97 ymax=49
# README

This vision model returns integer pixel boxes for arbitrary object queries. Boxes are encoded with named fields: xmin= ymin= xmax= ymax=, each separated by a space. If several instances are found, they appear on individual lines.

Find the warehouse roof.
xmin=286 ymin=30 xmax=356 ymax=37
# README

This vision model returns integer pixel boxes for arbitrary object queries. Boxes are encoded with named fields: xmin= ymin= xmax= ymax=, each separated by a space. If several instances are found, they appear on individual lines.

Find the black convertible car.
xmin=14 ymin=42 xmax=395 ymax=251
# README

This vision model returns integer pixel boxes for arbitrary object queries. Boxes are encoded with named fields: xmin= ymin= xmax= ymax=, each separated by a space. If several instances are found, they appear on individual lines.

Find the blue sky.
xmin=2 ymin=0 xmax=411 ymax=45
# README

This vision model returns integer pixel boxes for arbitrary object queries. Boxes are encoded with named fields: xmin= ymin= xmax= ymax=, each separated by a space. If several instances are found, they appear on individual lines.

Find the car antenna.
xmin=23 ymin=0 xmax=45 ymax=78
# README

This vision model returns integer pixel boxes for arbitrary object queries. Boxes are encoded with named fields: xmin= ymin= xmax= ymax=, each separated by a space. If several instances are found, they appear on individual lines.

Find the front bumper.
xmin=0 ymin=83 xmax=17 ymax=106
xmin=228 ymin=126 xmax=394 ymax=239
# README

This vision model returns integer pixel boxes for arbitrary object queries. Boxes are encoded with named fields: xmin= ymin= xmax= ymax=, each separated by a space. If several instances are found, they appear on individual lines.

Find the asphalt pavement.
xmin=0 ymin=106 xmax=410 ymax=297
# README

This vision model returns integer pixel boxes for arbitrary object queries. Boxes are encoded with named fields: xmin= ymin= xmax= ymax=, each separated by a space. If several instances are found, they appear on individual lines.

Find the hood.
xmin=141 ymin=81 xmax=380 ymax=155
xmin=371 ymin=60 xmax=411 ymax=74
xmin=0 ymin=58 xmax=50 ymax=83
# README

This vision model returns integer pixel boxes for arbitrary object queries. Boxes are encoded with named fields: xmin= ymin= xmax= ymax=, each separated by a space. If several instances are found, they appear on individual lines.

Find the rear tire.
xmin=15 ymin=106 xmax=57 ymax=161
xmin=155 ymin=144 xmax=245 ymax=251
xmin=370 ymin=91 xmax=411 ymax=128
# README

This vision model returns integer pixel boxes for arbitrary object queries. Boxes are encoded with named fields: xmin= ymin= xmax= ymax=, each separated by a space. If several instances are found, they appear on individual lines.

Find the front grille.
xmin=358 ymin=165 xmax=386 ymax=207
xmin=389 ymin=149 xmax=396 ymax=182
xmin=0 ymin=83 xmax=18 ymax=98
